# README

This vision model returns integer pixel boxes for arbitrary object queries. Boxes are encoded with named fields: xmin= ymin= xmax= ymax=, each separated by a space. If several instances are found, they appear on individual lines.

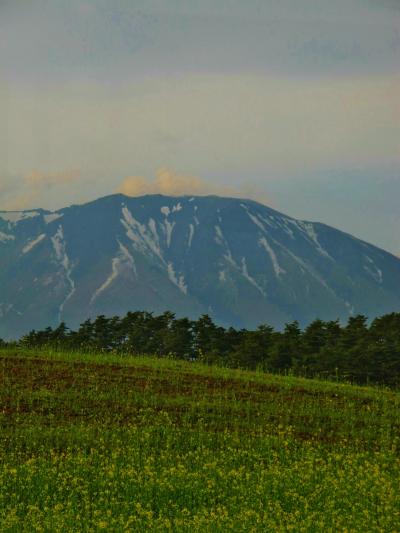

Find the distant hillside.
xmin=1 ymin=193 xmax=400 ymax=338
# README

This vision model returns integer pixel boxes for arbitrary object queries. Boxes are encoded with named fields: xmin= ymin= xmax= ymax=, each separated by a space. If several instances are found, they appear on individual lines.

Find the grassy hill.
xmin=1 ymin=349 xmax=399 ymax=532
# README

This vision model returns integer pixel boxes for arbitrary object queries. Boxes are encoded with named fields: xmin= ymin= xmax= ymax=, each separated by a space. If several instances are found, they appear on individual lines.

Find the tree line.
xmin=2 ymin=311 xmax=400 ymax=386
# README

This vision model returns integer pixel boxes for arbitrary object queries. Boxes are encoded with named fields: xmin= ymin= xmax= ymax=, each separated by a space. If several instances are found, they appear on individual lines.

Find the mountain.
xmin=1 ymin=193 xmax=399 ymax=339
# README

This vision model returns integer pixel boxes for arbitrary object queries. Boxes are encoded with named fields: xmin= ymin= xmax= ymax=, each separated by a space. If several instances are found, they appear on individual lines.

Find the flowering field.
xmin=1 ymin=350 xmax=399 ymax=532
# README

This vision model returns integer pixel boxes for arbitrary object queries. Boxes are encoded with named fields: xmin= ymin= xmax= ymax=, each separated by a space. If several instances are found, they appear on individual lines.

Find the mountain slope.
xmin=1 ymin=194 xmax=399 ymax=338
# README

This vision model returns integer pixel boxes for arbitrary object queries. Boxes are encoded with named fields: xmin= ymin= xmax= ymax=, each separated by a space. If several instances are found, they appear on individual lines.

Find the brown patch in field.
xmin=0 ymin=355 xmax=378 ymax=418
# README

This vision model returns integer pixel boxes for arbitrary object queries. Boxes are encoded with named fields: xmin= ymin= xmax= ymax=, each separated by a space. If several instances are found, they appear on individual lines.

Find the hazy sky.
xmin=1 ymin=0 xmax=399 ymax=254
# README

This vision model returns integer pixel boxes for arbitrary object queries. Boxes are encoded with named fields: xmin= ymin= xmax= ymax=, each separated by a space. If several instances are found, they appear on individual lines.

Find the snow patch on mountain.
xmin=172 ymin=203 xmax=182 ymax=212
xmin=216 ymin=221 xmax=266 ymax=294
xmin=240 ymin=204 xmax=286 ymax=277
xmin=259 ymin=237 xmax=285 ymax=277
xmin=364 ymin=255 xmax=383 ymax=284
xmin=0 ymin=211 xmax=40 ymax=223
xmin=281 ymin=220 xmax=295 ymax=239
xmin=275 ymin=238 xmax=351 ymax=311
xmin=0 ymin=231 xmax=15 ymax=243
xmin=241 ymin=257 xmax=266 ymax=296
xmin=163 ymin=219 xmax=175 ymax=247
xmin=188 ymin=224 xmax=195 ymax=248
xmin=215 ymin=225 xmax=236 ymax=267
xmin=297 ymin=222 xmax=333 ymax=260
xmin=241 ymin=204 xmax=275 ymax=234
xmin=245 ymin=210 xmax=267 ymax=233
xmin=91 ymin=257 xmax=120 ymax=305
xmin=22 ymin=234 xmax=46 ymax=254
xmin=273 ymin=238 xmax=330 ymax=289
xmin=118 ymin=241 xmax=137 ymax=275
xmin=44 ymin=213 xmax=63 ymax=224
xmin=214 ymin=225 xmax=224 ymax=245
xmin=215 ymin=225 xmax=230 ymax=257
xmin=90 ymin=241 xmax=137 ymax=304
xmin=167 ymin=262 xmax=187 ymax=294
xmin=148 ymin=218 xmax=159 ymax=243
xmin=51 ymin=226 xmax=75 ymax=321
xmin=259 ymin=214 xmax=278 ymax=229
xmin=121 ymin=207 xmax=164 ymax=262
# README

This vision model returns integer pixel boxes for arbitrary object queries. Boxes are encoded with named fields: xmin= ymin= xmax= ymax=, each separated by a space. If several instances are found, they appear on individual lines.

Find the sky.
xmin=0 ymin=0 xmax=399 ymax=254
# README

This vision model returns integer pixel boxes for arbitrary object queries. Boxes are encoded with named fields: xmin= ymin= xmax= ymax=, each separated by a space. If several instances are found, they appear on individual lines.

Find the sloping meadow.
xmin=1 ymin=349 xmax=399 ymax=531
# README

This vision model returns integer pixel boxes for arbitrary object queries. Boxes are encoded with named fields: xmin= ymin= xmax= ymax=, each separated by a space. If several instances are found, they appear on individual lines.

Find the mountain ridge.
xmin=2 ymin=193 xmax=396 ymax=258
xmin=1 ymin=193 xmax=399 ymax=339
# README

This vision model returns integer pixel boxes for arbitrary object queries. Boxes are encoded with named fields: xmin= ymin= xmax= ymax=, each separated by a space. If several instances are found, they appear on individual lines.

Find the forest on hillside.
xmin=3 ymin=311 xmax=400 ymax=386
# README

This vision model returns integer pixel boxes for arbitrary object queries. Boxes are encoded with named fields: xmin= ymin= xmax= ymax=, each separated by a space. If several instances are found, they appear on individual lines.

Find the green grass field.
xmin=1 ymin=348 xmax=399 ymax=532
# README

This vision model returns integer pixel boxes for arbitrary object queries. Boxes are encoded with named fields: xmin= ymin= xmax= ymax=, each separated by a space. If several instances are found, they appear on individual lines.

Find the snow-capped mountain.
xmin=1 ymin=194 xmax=399 ymax=339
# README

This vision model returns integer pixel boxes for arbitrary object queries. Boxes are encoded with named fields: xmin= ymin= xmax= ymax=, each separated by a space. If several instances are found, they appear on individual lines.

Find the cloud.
xmin=118 ymin=168 xmax=235 ymax=197
xmin=117 ymin=168 xmax=272 ymax=205
xmin=0 ymin=169 xmax=81 ymax=211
